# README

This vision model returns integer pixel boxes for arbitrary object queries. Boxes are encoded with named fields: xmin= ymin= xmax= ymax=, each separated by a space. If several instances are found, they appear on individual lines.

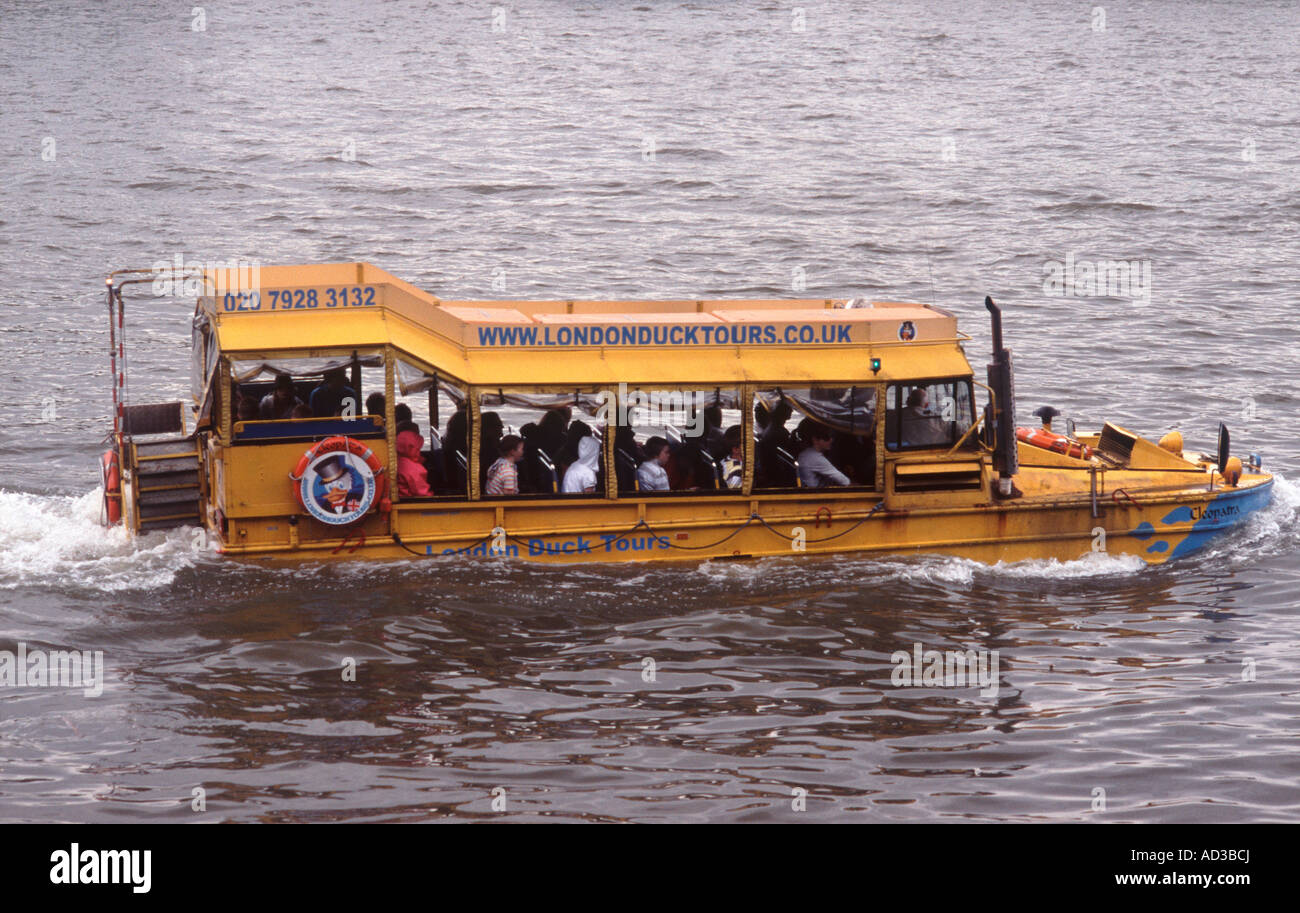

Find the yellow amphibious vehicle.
xmin=100 ymin=262 xmax=1271 ymax=565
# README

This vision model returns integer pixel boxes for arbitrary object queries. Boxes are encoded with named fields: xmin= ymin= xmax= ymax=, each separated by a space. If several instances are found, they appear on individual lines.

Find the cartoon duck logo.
xmin=301 ymin=452 xmax=375 ymax=525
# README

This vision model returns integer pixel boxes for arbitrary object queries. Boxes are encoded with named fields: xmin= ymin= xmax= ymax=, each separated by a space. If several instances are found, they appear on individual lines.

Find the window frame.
xmin=751 ymin=384 xmax=882 ymax=491
xmin=884 ymin=376 xmax=978 ymax=454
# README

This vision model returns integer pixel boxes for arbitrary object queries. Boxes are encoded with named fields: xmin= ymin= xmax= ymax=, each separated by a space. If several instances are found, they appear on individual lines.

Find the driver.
xmin=900 ymin=387 xmax=949 ymax=446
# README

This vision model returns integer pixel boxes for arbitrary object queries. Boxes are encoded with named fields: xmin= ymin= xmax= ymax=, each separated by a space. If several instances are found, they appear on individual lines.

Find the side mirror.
xmin=1217 ymin=422 xmax=1230 ymax=475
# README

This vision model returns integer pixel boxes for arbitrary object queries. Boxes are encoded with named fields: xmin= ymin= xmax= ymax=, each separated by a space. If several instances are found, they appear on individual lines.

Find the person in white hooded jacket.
xmin=562 ymin=435 xmax=601 ymax=494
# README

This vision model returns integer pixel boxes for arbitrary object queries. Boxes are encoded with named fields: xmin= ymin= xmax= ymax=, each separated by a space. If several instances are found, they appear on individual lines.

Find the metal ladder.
xmin=130 ymin=435 xmax=203 ymax=532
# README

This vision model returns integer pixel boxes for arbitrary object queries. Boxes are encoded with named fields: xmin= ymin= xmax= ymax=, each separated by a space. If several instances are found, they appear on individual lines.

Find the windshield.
xmin=885 ymin=379 xmax=975 ymax=451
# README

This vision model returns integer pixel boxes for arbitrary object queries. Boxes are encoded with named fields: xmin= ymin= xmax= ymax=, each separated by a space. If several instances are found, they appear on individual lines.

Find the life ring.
xmin=290 ymin=436 xmax=390 ymax=522
xmin=1016 ymin=426 xmax=1094 ymax=461
xmin=101 ymin=448 xmax=122 ymax=526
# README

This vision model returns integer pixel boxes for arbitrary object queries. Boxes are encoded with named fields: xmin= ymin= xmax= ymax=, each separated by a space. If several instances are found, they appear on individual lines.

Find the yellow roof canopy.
xmin=200 ymin=262 xmax=973 ymax=386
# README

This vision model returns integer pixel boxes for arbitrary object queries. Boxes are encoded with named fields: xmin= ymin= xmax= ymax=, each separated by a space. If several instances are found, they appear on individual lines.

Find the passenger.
xmin=290 ymin=403 xmax=312 ymax=419
xmin=562 ymin=436 xmax=601 ymax=494
xmin=614 ymin=425 xmax=644 ymax=464
xmin=260 ymin=374 xmax=303 ymax=420
xmin=444 ymin=405 xmax=468 ymax=490
xmin=756 ymin=399 xmax=795 ymax=486
xmin=535 ymin=408 xmax=568 ymax=466
xmin=445 ymin=405 xmax=467 ymax=453
xmin=478 ymin=412 xmax=505 ymax=491
xmin=702 ymin=404 xmax=728 ymax=461
xmin=637 ymin=436 xmax=672 ymax=491
xmin=754 ymin=400 xmax=771 ymax=434
xmin=614 ymin=425 xmax=644 ymax=491
xmin=900 ymin=388 xmax=948 ymax=446
xmin=309 ymin=368 xmax=357 ymax=418
xmin=235 ymin=386 xmax=260 ymax=422
xmin=559 ymin=419 xmax=592 ymax=474
xmin=365 ymin=392 xmax=385 ymax=418
xmin=396 ymin=428 xmax=432 ymax=498
xmin=796 ymin=419 xmax=850 ymax=488
xmin=394 ymin=402 xmax=418 ymax=436
xmin=518 ymin=422 xmax=541 ymax=492
xmin=485 ymin=434 xmax=524 ymax=497
xmin=721 ymin=424 xmax=744 ymax=489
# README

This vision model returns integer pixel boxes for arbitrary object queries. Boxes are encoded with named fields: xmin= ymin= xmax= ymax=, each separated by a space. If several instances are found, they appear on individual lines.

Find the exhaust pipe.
xmin=984 ymin=296 xmax=1019 ymax=497
xmin=987 ymin=294 xmax=1004 ymax=353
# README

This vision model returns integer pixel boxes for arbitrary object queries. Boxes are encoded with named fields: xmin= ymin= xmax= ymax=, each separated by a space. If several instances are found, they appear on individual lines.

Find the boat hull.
xmin=215 ymin=474 xmax=1273 ymax=567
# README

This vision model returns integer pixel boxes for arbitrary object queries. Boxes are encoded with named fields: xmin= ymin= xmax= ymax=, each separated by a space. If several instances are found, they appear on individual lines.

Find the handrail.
xmin=945 ymin=411 xmax=989 ymax=458
xmin=233 ymin=415 xmax=386 ymax=428
xmin=945 ymin=379 xmax=997 ymax=458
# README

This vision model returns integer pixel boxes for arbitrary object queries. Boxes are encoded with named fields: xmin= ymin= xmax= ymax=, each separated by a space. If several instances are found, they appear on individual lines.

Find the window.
xmin=614 ymin=386 xmax=743 ymax=494
xmin=475 ymin=388 xmax=607 ymax=498
xmin=227 ymin=354 xmax=385 ymax=441
xmin=393 ymin=360 xmax=467 ymax=499
xmin=754 ymin=387 xmax=878 ymax=489
xmin=885 ymin=379 xmax=975 ymax=452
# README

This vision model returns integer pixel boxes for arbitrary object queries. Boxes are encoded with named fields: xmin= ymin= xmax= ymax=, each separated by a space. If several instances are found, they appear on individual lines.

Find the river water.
xmin=1 ymin=0 xmax=1298 ymax=822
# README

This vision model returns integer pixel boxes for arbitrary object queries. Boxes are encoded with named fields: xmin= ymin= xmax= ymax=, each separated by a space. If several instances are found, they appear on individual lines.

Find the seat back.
xmin=774 ymin=446 xmax=802 ymax=488
xmin=616 ymin=448 xmax=641 ymax=491
xmin=535 ymin=450 xmax=558 ymax=493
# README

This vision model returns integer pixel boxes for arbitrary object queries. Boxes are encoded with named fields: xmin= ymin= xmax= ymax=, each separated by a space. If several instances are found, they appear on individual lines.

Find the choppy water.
xmin=1 ymin=0 xmax=1299 ymax=822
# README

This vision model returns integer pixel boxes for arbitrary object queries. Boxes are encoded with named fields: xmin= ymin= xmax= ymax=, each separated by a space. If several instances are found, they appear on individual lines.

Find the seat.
xmin=534 ymin=450 xmax=558 ymax=494
xmin=773 ymin=446 xmax=802 ymax=488
xmin=616 ymin=448 xmax=641 ymax=492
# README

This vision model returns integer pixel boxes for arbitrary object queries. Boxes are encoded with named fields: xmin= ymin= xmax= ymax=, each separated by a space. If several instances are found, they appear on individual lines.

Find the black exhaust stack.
xmin=984 ymin=296 xmax=1019 ymax=496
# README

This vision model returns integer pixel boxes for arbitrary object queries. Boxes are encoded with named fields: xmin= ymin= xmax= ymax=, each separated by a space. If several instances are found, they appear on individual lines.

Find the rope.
xmin=751 ymin=501 xmax=886 ymax=543
xmin=634 ymin=515 xmax=757 ymax=552
xmin=392 ymin=528 xmax=500 ymax=557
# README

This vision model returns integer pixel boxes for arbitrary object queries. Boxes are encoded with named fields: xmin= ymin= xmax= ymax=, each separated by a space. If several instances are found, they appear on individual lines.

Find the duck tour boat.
xmin=98 ymin=261 xmax=1272 ymax=565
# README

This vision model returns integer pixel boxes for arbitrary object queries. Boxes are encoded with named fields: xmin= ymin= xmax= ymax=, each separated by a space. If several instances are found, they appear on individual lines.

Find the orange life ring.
xmin=290 ymin=436 xmax=390 ymax=516
xmin=101 ymin=448 xmax=121 ymax=526
xmin=1016 ymin=426 xmax=1094 ymax=460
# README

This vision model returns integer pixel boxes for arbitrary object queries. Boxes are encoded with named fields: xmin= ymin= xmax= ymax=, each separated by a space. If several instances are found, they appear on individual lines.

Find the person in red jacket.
xmin=396 ymin=429 xmax=431 ymax=497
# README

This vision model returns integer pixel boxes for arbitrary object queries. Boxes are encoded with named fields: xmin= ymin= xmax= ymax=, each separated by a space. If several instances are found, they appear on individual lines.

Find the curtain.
xmin=230 ymin=354 xmax=384 ymax=383
xmin=395 ymin=359 xmax=466 ymax=402
xmin=757 ymin=387 xmax=878 ymax=435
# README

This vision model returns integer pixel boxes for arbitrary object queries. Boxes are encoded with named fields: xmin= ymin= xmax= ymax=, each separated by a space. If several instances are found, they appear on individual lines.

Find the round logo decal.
xmin=299 ymin=447 xmax=377 ymax=525
xmin=898 ymin=320 xmax=917 ymax=342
